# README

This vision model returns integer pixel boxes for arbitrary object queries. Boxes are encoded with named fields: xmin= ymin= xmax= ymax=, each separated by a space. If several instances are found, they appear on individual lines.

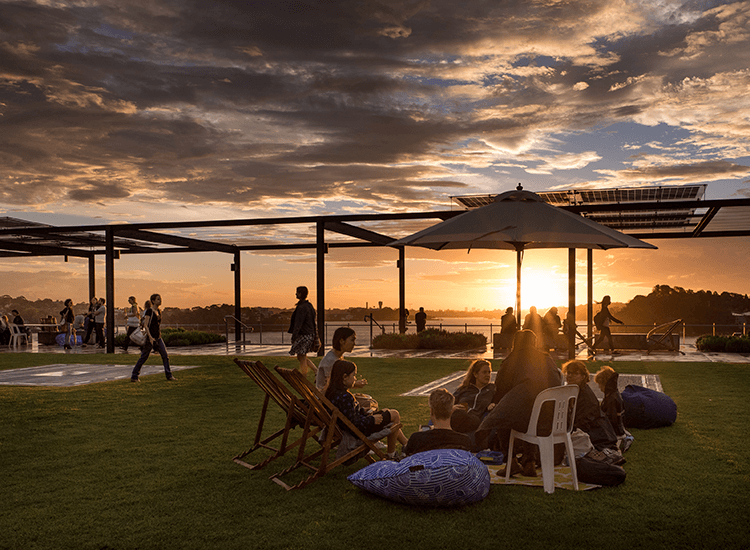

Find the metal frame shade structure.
xmin=3 ymin=185 xmax=750 ymax=355
xmin=390 ymin=187 xmax=657 ymax=357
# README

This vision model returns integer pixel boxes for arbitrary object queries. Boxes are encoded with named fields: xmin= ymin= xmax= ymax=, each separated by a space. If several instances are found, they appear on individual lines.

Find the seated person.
xmin=594 ymin=365 xmax=634 ymax=452
xmin=315 ymin=327 xmax=366 ymax=392
xmin=476 ymin=330 xmax=563 ymax=475
xmin=562 ymin=360 xmax=619 ymax=452
xmin=325 ymin=360 xmax=407 ymax=459
xmin=404 ymin=389 xmax=472 ymax=455
xmin=450 ymin=359 xmax=496 ymax=436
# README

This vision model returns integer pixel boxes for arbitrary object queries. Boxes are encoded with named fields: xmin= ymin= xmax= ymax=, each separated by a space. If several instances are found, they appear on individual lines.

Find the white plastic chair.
xmin=9 ymin=323 xmax=29 ymax=347
xmin=506 ymin=385 xmax=579 ymax=493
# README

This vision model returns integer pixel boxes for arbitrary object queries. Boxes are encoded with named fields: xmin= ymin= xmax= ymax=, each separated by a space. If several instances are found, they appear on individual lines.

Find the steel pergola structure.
xmin=2 ymin=191 xmax=749 ymax=356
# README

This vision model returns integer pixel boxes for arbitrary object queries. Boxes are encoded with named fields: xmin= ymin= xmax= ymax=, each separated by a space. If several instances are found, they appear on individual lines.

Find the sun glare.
xmin=519 ymin=269 xmax=568 ymax=313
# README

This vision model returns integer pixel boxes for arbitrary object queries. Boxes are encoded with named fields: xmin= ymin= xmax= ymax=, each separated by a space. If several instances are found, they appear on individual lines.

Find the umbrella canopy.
xmin=390 ymin=187 xmax=656 ymax=354
xmin=390 ymin=188 xmax=657 ymax=252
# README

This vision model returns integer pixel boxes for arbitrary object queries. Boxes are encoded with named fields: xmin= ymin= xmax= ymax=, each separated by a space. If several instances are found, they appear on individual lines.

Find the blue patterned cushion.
xmin=347 ymin=449 xmax=490 ymax=507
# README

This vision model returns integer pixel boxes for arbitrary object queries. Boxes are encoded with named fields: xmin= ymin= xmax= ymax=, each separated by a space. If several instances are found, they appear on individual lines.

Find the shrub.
xmin=696 ymin=334 xmax=750 ymax=353
xmin=695 ymin=335 xmax=728 ymax=352
xmin=112 ymin=328 xmax=226 ymax=347
xmin=372 ymin=328 xmax=486 ymax=350
xmin=725 ymin=337 xmax=750 ymax=353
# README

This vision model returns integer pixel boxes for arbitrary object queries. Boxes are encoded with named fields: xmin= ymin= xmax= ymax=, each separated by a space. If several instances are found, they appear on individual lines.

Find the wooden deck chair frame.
xmin=272 ymin=366 xmax=401 ymax=491
xmin=646 ymin=319 xmax=685 ymax=355
xmin=232 ymin=359 xmax=329 ymax=471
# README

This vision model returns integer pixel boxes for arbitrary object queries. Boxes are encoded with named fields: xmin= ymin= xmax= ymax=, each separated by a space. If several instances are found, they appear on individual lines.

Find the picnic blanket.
xmin=487 ymin=464 xmax=600 ymax=491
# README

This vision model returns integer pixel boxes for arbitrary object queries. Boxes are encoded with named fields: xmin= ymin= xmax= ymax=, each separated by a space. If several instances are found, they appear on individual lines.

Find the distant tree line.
xmin=3 ymin=285 xmax=749 ymax=330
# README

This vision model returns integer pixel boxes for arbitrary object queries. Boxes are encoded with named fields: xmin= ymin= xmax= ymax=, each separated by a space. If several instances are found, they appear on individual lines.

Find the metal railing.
xmin=223 ymin=315 xmax=253 ymax=345
xmin=111 ymin=320 xmax=746 ymax=348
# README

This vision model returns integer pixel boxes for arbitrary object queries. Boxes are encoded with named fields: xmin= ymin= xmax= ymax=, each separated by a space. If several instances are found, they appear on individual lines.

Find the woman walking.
xmin=59 ymin=298 xmax=75 ymax=350
xmin=122 ymin=296 xmax=141 ymax=352
xmin=130 ymin=293 xmax=176 ymax=382
xmin=288 ymin=286 xmax=318 ymax=376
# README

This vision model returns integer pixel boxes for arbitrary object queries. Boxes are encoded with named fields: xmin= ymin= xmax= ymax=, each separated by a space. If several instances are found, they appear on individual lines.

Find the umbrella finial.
xmin=516 ymin=183 xmax=523 ymax=191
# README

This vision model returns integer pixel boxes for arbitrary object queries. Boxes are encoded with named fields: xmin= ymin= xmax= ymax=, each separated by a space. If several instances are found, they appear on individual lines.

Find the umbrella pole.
xmin=516 ymin=248 xmax=522 ymax=327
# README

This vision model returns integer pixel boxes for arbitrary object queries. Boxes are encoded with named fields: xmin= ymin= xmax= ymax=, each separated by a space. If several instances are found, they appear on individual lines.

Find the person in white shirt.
xmin=315 ymin=327 xmax=367 ymax=392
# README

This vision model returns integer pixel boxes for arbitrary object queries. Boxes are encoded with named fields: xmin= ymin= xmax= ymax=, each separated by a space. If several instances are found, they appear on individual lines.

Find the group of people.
xmin=498 ymin=296 xmax=625 ymax=355
xmin=290 ymin=284 xmax=632 ymax=470
xmin=0 ymin=309 xmax=26 ymax=345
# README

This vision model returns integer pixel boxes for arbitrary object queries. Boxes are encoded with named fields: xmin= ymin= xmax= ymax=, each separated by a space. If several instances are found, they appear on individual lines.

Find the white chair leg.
xmin=505 ymin=433 xmax=516 ymax=483
xmin=565 ymin=436 xmax=579 ymax=491
xmin=538 ymin=439 xmax=555 ymax=494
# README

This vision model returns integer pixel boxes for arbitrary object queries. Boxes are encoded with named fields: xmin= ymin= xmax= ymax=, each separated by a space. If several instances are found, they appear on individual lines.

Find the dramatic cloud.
xmin=1 ymin=0 xmax=748 ymax=218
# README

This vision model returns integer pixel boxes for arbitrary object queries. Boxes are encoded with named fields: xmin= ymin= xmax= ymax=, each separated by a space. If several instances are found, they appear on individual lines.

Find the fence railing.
xmin=147 ymin=320 xmax=747 ymax=348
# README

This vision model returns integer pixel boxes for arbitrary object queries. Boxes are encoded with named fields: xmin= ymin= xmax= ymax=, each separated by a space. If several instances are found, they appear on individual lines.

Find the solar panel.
xmin=450 ymin=185 xmax=708 ymax=233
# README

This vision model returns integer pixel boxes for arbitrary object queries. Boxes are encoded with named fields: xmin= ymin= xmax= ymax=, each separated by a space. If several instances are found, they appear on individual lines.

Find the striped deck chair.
xmin=271 ymin=366 xmax=401 ymax=490
xmin=232 ymin=359 xmax=331 ymax=470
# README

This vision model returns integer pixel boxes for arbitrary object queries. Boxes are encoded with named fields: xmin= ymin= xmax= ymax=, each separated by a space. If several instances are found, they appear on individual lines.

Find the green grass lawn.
xmin=1 ymin=354 xmax=748 ymax=550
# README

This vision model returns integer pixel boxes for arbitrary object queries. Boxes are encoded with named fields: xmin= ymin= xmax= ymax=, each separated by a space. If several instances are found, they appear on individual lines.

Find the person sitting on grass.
xmin=594 ymin=365 xmax=634 ymax=452
xmin=450 ymin=359 xmax=496 ymax=448
xmin=316 ymin=327 xmax=366 ymax=392
xmin=325 ymin=360 xmax=407 ymax=459
xmin=561 ymin=360 xmax=621 ymax=457
xmin=404 ymin=389 xmax=471 ymax=455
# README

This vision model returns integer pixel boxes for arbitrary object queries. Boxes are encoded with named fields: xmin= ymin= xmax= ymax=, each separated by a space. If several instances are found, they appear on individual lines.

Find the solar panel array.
xmin=451 ymin=185 xmax=710 ymax=232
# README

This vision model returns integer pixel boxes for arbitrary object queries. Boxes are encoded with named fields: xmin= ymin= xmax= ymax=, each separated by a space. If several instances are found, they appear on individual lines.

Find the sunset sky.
xmin=1 ymin=0 xmax=749 ymax=313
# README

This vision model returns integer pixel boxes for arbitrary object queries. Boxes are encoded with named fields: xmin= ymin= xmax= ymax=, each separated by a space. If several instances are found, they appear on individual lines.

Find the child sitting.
xmin=594 ymin=365 xmax=634 ymax=452
xmin=325 ymin=359 xmax=407 ymax=459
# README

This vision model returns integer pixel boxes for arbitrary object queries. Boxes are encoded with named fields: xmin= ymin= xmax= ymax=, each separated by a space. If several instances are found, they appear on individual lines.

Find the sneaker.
xmin=374 ymin=441 xmax=387 ymax=451
xmin=386 ymin=451 xmax=405 ymax=461
xmin=166 ymin=376 xmax=177 ymax=381
xmin=622 ymin=435 xmax=634 ymax=453
xmin=498 ymin=456 xmax=523 ymax=477
xmin=131 ymin=378 xmax=140 ymax=383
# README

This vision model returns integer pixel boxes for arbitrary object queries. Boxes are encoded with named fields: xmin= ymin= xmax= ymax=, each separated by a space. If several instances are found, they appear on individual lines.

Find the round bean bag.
xmin=622 ymin=384 xmax=677 ymax=429
xmin=347 ymin=449 xmax=490 ymax=507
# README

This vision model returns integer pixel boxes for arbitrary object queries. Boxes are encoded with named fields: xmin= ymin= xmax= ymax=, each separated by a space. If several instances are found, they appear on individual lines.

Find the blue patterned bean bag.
xmin=347 ymin=449 xmax=490 ymax=507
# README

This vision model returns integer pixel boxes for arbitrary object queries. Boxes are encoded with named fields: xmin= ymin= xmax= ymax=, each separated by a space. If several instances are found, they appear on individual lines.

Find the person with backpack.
xmin=591 ymin=295 xmax=623 ymax=354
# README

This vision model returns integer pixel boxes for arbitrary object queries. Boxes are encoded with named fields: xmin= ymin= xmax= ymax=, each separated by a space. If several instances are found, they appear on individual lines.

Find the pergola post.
xmin=568 ymin=248 xmax=576 ymax=359
xmin=88 ymin=255 xmax=96 ymax=300
xmin=105 ymin=229 xmax=115 ymax=354
xmin=316 ymin=220 xmax=326 ymax=356
xmin=233 ymin=250 xmax=241 ymax=342
xmin=398 ymin=246 xmax=406 ymax=334
xmin=587 ymin=249 xmax=593 ymax=343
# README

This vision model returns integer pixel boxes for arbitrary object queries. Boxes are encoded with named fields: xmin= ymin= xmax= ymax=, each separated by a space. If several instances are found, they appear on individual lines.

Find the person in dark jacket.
xmin=59 ymin=298 xmax=75 ymax=350
xmin=476 ymin=330 xmax=563 ymax=470
xmin=404 ymin=389 xmax=471 ymax=455
xmin=592 ymin=295 xmax=623 ymax=354
xmin=595 ymin=365 xmax=634 ymax=452
xmin=499 ymin=307 xmax=518 ymax=348
xmin=562 ymin=360 xmax=619 ymax=452
xmin=522 ymin=306 xmax=543 ymax=348
xmin=450 ymin=359 xmax=496 ymax=436
xmin=288 ymin=286 xmax=318 ymax=376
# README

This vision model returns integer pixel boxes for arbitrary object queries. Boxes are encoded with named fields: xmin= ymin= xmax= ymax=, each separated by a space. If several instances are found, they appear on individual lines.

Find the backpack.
xmin=593 ymin=310 xmax=606 ymax=330
xmin=576 ymin=453 xmax=627 ymax=486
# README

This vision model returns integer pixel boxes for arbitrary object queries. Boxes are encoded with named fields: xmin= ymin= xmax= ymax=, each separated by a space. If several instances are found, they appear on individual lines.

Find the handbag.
xmin=129 ymin=328 xmax=147 ymax=346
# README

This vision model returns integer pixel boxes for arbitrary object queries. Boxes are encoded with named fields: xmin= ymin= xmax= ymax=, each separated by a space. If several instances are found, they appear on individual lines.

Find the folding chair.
xmin=646 ymin=319 xmax=684 ymax=355
xmin=272 ymin=366 xmax=401 ymax=491
xmin=232 ymin=359 xmax=329 ymax=471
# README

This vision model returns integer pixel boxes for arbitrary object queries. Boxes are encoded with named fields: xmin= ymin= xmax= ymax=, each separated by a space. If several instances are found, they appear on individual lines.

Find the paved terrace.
xmin=0 ymin=337 xmax=746 ymax=389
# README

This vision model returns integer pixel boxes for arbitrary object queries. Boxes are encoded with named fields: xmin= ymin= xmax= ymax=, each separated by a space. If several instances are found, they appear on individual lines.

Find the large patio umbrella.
xmin=390 ymin=187 xmax=656 ymax=354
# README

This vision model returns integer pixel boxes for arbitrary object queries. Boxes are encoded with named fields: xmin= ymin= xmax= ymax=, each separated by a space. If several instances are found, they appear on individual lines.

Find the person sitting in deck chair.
xmin=325 ymin=360 xmax=407 ymax=459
